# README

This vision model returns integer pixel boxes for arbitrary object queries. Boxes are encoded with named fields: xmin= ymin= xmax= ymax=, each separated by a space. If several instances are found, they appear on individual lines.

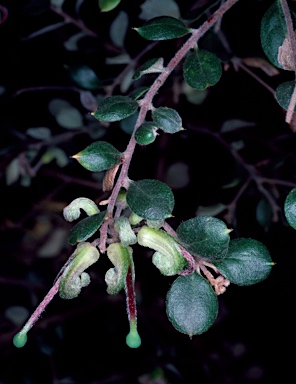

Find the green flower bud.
xmin=135 ymin=122 xmax=158 ymax=145
xmin=63 ymin=197 xmax=100 ymax=222
xmin=137 ymin=226 xmax=186 ymax=275
xmin=59 ymin=242 xmax=100 ymax=299
xmin=105 ymin=243 xmax=132 ymax=295
xmin=114 ymin=216 xmax=137 ymax=246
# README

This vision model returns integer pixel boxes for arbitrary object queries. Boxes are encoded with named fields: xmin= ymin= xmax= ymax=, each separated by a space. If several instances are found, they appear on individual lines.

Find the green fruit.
xmin=135 ymin=122 xmax=157 ymax=145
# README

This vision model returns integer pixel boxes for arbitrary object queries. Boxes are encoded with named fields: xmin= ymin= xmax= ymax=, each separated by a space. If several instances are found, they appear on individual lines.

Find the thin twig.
xmin=99 ymin=0 xmax=240 ymax=253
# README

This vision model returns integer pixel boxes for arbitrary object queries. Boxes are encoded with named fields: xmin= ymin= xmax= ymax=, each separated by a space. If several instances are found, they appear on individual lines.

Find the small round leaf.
xmin=135 ymin=16 xmax=191 ymax=40
xmin=284 ymin=187 xmax=296 ymax=229
xmin=126 ymin=179 xmax=174 ymax=220
xmin=152 ymin=107 xmax=182 ymax=133
xmin=214 ymin=238 xmax=273 ymax=286
xmin=176 ymin=216 xmax=230 ymax=261
xmin=166 ymin=272 xmax=218 ymax=336
xmin=183 ymin=49 xmax=222 ymax=90
xmin=73 ymin=141 xmax=121 ymax=172
xmin=68 ymin=211 xmax=107 ymax=245
xmin=93 ymin=96 xmax=139 ymax=122
xmin=275 ymin=81 xmax=296 ymax=111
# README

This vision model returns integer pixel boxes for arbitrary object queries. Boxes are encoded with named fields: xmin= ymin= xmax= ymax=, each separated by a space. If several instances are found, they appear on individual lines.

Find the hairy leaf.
xmin=176 ymin=216 xmax=230 ymax=261
xmin=284 ymin=187 xmax=296 ymax=229
xmin=73 ymin=141 xmax=121 ymax=172
xmin=126 ymin=179 xmax=174 ymax=220
xmin=68 ymin=211 xmax=107 ymax=245
xmin=133 ymin=58 xmax=164 ymax=80
xmin=260 ymin=1 xmax=296 ymax=69
xmin=166 ymin=272 xmax=218 ymax=336
xmin=152 ymin=107 xmax=182 ymax=133
xmin=275 ymin=81 xmax=296 ymax=111
xmin=135 ymin=16 xmax=191 ymax=40
xmin=214 ymin=238 xmax=273 ymax=286
xmin=183 ymin=49 xmax=222 ymax=90
xmin=93 ymin=96 xmax=139 ymax=122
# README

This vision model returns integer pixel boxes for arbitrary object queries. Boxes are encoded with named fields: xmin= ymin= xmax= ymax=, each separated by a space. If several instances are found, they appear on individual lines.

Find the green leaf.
xmin=260 ymin=1 xmax=295 ymax=69
xmin=133 ymin=58 xmax=164 ymax=80
xmin=42 ymin=147 xmax=69 ymax=167
xmin=120 ymin=111 xmax=139 ymax=135
xmin=166 ymin=272 xmax=218 ymax=336
xmin=6 ymin=157 xmax=20 ymax=185
xmin=126 ymin=179 xmax=174 ymax=220
xmin=26 ymin=127 xmax=52 ymax=140
xmin=214 ymin=238 xmax=273 ymax=286
xmin=284 ymin=187 xmax=296 ymax=229
xmin=152 ymin=107 xmax=182 ymax=133
xmin=68 ymin=211 xmax=107 ymax=245
xmin=73 ymin=141 xmax=122 ymax=172
xmin=135 ymin=16 xmax=191 ymax=41
xmin=48 ymin=98 xmax=83 ymax=129
xmin=139 ymin=0 xmax=180 ymax=21
xmin=67 ymin=65 xmax=101 ymax=90
xmin=99 ymin=0 xmax=121 ymax=12
xmin=176 ymin=216 xmax=230 ymax=261
xmin=275 ymin=81 xmax=296 ymax=111
xmin=129 ymin=86 xmax=150 ymax=100
xmin=92 ymin=96 xmax=139 ymax=122
xmin=256 ymin=198 xmax=273 ymax=231
xmin=183 ymin=49 xmax=222 ymax=90
xmin=110 ymin=11 xmax=129 ymax=48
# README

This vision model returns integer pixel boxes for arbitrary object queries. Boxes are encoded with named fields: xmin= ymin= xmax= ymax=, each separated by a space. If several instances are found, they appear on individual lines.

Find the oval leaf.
xmin=166 ymin=272 xmax=218 ymax=336
xmin=275 ymin=81 xmax=296 ymax=111
xmin=284 ymin=187 xmax=296 ymax=229
xmin=135 ymin=16 xmax=191 ymax=40
xmin=183 ymin=49 xmax=222 ymax=90
xmin=73 ymin=141 xmax=122 ymax=172
xmin=176 ymin=216 xmax=230 ymax=261
xmin=93 ymin=96 xmax=139 ymax=122
xmin=67 ymin=65 xmax=101 ymax=90
xmin=110 ymin=11 xmax=129 ymax=48
xmin=99 ymin=0 xmax=121 ymax=12
xmin=260 ymin=1 xmax=288 ymax=69
xmin=129 ymin=86 xmax=150 ymax=100
xmin=126 ymin=179 xmax=174 ymax=220
xmin=214 ymin=238 xmax=273 ymax=286
xmin=68 ymin=211 xmax=107 ymax=245
xmin=133 ymin=58 xmax=164 ymax=80
xmin=152 ymin=107 xmax=182 ymax=133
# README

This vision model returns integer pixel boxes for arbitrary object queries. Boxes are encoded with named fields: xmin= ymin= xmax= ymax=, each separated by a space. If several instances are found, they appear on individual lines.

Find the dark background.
xmin=0 ymin=0 xmax=295 ymax=383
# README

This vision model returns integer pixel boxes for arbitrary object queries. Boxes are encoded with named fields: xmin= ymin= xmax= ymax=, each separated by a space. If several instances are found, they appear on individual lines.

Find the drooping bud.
xmin=59 ymin=242 xmax=100 ymax=299
xmin=137 ymin=226 xmax=187 ymax=275
xmin=63 ymin=197 xmax=100 ymax=222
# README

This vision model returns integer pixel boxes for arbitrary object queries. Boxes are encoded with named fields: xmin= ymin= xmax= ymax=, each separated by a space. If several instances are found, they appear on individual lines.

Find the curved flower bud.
xmin=105 ymin=243 xmax=132 ymax=295
xmin=63 ymin=197 xmax=100 ymax=222
xmin=114 ymin=217 xmax=137 ymax=247
xmin=59 ymin=242 xmax=100 ymax=299
xmin=137 ymin=226 xmax=187 ymax=276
